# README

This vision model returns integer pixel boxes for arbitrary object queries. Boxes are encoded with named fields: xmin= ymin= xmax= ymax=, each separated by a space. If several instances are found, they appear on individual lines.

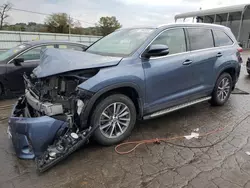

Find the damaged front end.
xmin=8 ymin=70 xmax=98 ymax=173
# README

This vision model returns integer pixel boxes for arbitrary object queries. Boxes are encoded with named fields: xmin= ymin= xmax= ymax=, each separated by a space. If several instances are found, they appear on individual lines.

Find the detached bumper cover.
xmin=8 ymin=103 xmax=68 ymax=159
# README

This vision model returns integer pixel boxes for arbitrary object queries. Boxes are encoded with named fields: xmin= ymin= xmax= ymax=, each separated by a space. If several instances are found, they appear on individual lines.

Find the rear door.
xmin=213 ymin=29 xmax=237 ymax=82
xmin=186 ymin=27 xmax=218 ymax=96
xmin=6 ymin=45 xmax=55 ymax=92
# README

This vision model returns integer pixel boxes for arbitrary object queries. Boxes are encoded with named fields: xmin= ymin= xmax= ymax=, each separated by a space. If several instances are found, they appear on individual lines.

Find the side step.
xmin=143 ymin=96 xmax=211 ymax=120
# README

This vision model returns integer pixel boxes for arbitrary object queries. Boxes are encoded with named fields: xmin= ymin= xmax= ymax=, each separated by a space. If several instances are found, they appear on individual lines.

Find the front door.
xmin=6 ymin=45 xmax=54 ymax=93
xmin=143 ymin=28 xmax=202 ymax=114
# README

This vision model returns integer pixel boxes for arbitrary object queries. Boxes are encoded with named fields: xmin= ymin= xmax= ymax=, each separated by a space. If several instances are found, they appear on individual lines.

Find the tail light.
xmin=238 ymin=48 xmax=243 ymax=53
xmin=237 ymin=47 xmax=243 ymax=63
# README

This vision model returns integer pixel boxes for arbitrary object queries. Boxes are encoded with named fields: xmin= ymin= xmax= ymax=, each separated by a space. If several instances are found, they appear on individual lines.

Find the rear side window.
xmin=151 ymin=28 xmax=186 ymax=55
xmin=213 ymin=29 xmax=233 ymax=47
xmin=19 ymin=45 xmax=54 ymax=61
xmin=187 ymin=28 xmax=214 ymax=51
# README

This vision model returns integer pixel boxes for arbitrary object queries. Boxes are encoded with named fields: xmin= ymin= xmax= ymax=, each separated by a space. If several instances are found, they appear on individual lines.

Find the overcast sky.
xmin=3 ymin=0 xmax=250 ymax=27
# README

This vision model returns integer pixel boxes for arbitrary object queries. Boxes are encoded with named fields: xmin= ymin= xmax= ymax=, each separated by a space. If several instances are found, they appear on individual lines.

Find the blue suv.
xmin=8 ymin=23 xmax=242 ymax=167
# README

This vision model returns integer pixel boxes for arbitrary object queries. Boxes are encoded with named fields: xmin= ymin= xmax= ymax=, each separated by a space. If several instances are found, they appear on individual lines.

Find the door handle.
xmin=183 ymin=59 xmax=193 ymax=65
xmin=216 ymin=52 xmax=222 ymax=57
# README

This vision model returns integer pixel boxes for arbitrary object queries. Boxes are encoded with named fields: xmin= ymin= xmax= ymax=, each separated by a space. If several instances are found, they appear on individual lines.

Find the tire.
xmin=210 ymin=72 xmax=232 ymax=106
xmin=247 ymin=70 xmax=250 ymax=75
xmin=91 ymin=94 xmax=136 ymax=146
xmin=0 ymin=83 xmax=3 ymax=95
xmin=0 ymin=82 xmax=4 ymax=97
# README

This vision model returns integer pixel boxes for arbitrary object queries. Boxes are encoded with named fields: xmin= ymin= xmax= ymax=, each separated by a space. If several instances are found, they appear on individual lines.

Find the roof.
xmin=156 ymin=22 xmax=227 ymax=29
xmin=122 ymin=23 xmax=227 ymax=30
xmin=23 ymin=40 xmax=87 ymax=46
xmin=175 ymin=4 xmax=250 ymax=20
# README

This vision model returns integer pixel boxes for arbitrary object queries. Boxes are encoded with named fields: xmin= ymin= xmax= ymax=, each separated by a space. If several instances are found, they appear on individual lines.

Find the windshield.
xmin=0 ymin=44 xmax=29 ymax=61
xmin=86 ymin=28 xmax=155 ymax=57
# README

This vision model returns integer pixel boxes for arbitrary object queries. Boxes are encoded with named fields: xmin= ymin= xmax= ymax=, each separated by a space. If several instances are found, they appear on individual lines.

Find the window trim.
xmin=184 ymin=28 xmax=191 ymax=52
xmin=18 ymin=45 xmax=53 ymax=62
xmin=7 ymin=43 xmax=85 ymax=64
xmin=140 ymin=27 xmax=188 ymax=60
xmin=7 ymin=44 xmax=56 ymax=64
xmin=188 ymin=31 xmax=235 ymax=53
xmin=211 ymin=29 xmax=216 ymax=48
xmin=212 ymin=29 xmax=234 ymax=47
xmin=140 ymin=26 xmax=235 ymax=60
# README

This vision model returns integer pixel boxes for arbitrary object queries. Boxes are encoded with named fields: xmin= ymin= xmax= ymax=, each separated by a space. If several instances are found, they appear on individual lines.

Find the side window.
xmin=213 ymin=30 xmax=233 ymax=47
xmin=151 ymin=28 xmax=186 ymax=55
xmin=19 ymin=45 xmax=54 ymax=61
xmin=58 ymin=44 xmax=83 ymax=51
xmin=187 ymin=28 xmax=214 ymax=51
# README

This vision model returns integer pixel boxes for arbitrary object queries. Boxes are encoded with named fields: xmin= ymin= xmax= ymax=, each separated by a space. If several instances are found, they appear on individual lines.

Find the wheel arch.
xmin=80 ymin=83 xmax=144 ymax=128
xmin=217 ymin=66 xmax=237 ymax=89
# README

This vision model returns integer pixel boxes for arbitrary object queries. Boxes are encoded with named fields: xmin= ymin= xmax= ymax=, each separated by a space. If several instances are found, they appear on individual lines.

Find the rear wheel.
xmin=91 ymin=94 xmax=136 ymax=146
xmin=0 ymin=82 xmax=4 ymax=96
xmin=211 ymin=73 xmax=232 ymax=106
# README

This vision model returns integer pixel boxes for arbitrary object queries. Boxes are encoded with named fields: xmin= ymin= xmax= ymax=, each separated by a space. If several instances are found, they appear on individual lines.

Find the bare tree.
xmin=0 ymin=2 xmax=12 ymax=30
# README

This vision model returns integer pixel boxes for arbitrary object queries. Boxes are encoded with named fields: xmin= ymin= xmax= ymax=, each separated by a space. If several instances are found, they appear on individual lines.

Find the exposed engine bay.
xmin=23 ymin=69 xmax=99 ymax=126
xmin=10 ymin=69 xmax=99 ymax=173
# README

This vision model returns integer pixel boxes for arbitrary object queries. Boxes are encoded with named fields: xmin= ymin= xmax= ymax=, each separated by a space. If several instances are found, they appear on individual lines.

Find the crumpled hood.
xmin=33 ymin=48 xmax=123 ymax=78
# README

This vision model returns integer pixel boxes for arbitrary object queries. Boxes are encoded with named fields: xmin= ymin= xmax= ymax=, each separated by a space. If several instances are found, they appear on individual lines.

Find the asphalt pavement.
xmin=1 ymin=51 xmax=250 ymax=188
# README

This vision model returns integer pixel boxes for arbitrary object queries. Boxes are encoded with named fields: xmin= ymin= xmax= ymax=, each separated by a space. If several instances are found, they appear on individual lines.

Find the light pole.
xmin=68 ymin=15 xmax=71 ymax=35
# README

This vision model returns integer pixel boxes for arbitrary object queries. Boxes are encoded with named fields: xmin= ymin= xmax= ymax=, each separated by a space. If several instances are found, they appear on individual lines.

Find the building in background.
xmin=175 ymin=4 xmax=250 ymax=49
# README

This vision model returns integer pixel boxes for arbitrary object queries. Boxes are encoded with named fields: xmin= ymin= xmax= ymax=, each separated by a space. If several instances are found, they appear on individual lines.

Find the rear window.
xmin=213 ymin=29 xmax=233 ymax=47
xmin=187 ymin=28 xmax=214 ymax=51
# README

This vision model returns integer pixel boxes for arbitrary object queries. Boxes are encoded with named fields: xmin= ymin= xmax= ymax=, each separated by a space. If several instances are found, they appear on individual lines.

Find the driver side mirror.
xmin=13 ymin=58 xmax=24 ymax=66
xmin=142 ymin=44 xmax=169 ymax=58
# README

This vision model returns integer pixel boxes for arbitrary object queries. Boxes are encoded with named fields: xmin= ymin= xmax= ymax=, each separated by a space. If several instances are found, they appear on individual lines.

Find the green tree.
xmin=97 ymin=16 xmax=121 ymax=36
xmin=15 ymin=23 xmax=26 ymax=31
xmin=45 ymin=13 xmax=73 ymax=33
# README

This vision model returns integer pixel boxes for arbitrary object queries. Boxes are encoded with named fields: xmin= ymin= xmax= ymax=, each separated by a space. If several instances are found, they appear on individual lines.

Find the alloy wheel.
xmin=99 ymin=102 xmax=131 ymax=138
xmin=217 ymin=77 xmax=230 ymax=101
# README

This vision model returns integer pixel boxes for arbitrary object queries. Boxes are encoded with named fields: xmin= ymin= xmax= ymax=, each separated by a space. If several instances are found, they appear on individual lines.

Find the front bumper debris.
xmin=8 ymin=96 xmax=98 ymax=173
xmin=8 ymin=99 xmax=67 ymax=159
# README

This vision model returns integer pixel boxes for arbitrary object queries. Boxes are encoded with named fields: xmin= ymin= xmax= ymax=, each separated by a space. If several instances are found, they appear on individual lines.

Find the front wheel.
xmin=91 ymin=94 xmax=136 ymax=146
xmin=210 ymin=73 xmax=232 ymax=106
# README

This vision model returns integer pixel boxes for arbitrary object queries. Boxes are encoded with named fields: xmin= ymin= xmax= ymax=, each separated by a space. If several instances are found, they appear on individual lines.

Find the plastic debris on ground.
xmin=184 ymin=132 xmax=200 ymax=140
